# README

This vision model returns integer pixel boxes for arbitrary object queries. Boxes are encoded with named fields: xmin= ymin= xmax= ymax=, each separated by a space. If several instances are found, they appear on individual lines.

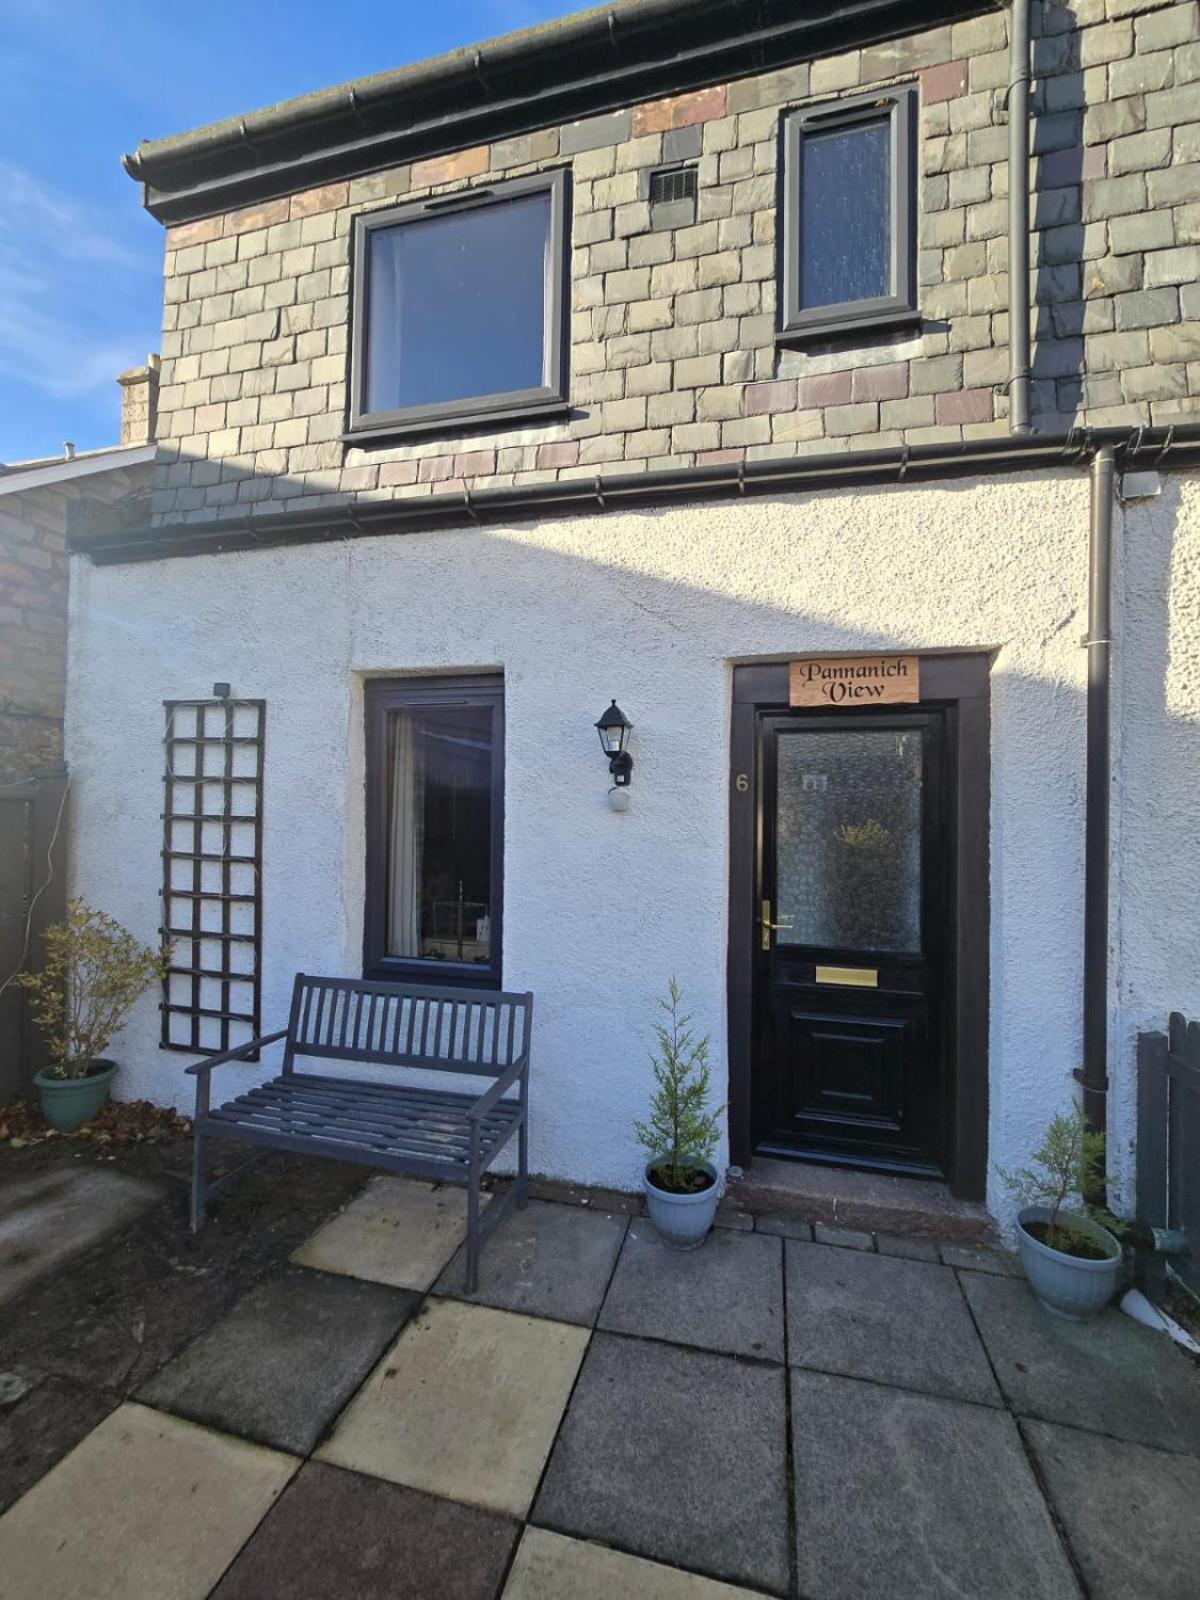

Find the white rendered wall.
xmin=1109 ymin=475 xmax=1200 ymax=1212
xmin=65 ymin=470 xmax=1199 ymax=1224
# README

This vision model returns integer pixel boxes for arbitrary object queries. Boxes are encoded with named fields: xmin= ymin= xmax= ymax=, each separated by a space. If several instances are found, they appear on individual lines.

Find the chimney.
xmin=117 ymin=354 xmax=161 ymax=446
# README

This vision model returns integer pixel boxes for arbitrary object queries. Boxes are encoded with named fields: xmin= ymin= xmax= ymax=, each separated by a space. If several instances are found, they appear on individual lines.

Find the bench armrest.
xmin=469 ymin=1055 xmax=528 ymax=1121
xmin=184 ymin=1029 xmax=288 ymax=1076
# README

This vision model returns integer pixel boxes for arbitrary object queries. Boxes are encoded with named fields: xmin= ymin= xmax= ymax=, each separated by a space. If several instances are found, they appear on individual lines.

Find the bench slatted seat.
xmin=187 ymin=973 xmax=533 ymax=1289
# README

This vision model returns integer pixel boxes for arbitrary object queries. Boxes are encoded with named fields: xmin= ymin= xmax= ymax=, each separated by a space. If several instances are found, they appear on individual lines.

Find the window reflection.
xmin=366 ymin=192 xmax=550 ymax=414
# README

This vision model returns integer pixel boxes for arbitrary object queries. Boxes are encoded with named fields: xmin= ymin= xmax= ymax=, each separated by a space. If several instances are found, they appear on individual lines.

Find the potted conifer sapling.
xmin=998 ymin=1103 xmax=1124 ymax=1321
xmin=636 ymin=978 xmax=724 ymax=1249
xmin=17 ymin=899 xmax=170 ymax=1133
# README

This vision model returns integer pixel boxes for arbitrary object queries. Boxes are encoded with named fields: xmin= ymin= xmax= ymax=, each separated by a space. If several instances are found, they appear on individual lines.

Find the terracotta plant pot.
xmin=34 ymin=1058 xmax=119 ymax=1133
xmin=643 ymin=1160 xmax=721 ymax=1249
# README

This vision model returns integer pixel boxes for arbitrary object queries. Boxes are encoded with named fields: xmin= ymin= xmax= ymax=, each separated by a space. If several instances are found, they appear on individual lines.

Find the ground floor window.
xmin=364 ymin=676 xmax=503 ymax=986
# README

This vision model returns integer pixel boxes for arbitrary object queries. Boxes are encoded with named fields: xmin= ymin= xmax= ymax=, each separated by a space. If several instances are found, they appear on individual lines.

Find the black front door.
xmin=752 ymin=709 xmax=951 ymax=1177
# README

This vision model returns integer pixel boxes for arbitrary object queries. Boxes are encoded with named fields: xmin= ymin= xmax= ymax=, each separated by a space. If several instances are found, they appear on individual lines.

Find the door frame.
xmin=727 ymin=654 xmax=991 ymax=1200
xmin=755 ymin=705 xmax=949 ymax=1175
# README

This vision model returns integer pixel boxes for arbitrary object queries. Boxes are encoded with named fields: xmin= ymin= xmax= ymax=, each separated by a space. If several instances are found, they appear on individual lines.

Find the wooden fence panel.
xmin=1137 ymin=1014 xmax=1200 ymax=1302
xmin=0 ymin=770 xmax=68 ymax=1097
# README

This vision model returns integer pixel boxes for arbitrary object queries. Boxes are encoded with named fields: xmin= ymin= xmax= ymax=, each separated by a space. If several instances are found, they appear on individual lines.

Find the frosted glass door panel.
xmin=775 ymin=729 xmax=922 ymax=953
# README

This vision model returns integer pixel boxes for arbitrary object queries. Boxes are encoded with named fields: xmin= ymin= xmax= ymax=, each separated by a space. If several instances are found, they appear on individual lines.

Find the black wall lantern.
xmin=595 ymin=700 xmax=633 ymax=787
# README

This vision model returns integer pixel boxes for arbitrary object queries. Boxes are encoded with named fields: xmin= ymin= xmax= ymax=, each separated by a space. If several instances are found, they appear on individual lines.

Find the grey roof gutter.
xmin=71 ymin=425 xmax=1200 ymax=566
xmin=123 ymin=0 xmax=997 ymax=225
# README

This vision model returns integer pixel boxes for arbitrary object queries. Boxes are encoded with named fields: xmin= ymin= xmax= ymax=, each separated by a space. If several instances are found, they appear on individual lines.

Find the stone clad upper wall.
xmin=151 ymin=0 xmax=1200 ymax=522
xmin=0 ymin=488 xmax=69 ymax=771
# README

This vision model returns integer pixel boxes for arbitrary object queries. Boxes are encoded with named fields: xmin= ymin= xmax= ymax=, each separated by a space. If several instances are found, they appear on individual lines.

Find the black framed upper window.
xmin=780 ymin=86 xmax=918 ymax=343
xmin=364 ymin=676 xmax=504 ymax=988
xmin=348 ymin=170 xmax=569 ymax=440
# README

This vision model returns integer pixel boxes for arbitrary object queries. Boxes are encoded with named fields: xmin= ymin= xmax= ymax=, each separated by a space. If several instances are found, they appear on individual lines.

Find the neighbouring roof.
xmin=0 ymin=443 xmax=157 ymax=499
xmin=123 ymin=0 xmax=997 ymax=225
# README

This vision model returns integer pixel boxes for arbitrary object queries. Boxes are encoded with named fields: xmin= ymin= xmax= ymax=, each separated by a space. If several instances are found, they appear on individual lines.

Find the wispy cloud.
xmin=0 ymin=162 xmax=152 ymax=402
xmin=0 ymin=162 xmax=139 ymax=266
xmin=0 ymin=281 xmax=140 ymax=400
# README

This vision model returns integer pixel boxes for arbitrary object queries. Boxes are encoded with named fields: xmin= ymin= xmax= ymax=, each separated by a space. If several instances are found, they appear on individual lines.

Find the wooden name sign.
xmin=790 ymin=654 xmax=920 ymax=707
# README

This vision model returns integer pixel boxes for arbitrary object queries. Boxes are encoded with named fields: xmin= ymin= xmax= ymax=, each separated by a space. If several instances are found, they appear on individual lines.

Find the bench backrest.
xmin=282 ymin=974 xmax=533 ymax=1077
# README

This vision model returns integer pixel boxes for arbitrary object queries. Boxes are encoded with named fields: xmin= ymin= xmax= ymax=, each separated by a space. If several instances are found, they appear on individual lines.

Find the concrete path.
xmin=2 ymin=1171 xmax=1199 ymax=1598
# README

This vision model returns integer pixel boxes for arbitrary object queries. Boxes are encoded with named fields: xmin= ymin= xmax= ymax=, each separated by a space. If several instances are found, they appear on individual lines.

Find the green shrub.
xmin=635 ymin=978 xmax=723 ymax=1194
xmin=16 ymin=899 xmax=170 ymax=1079
xmin=997 ymin=1103 xmax=1124 ymax=1255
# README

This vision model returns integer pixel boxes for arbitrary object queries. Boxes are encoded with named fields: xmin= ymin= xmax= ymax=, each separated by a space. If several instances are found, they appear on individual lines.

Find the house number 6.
xmin=735 ymin=773 xmax=749 ymax=792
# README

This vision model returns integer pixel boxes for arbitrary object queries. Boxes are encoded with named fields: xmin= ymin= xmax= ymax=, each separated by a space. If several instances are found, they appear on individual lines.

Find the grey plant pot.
xmin=643 ymin=1160 xmax=721 ymax=1250
xmin=1016 ymin=1204 xmax=1122 ymax=1322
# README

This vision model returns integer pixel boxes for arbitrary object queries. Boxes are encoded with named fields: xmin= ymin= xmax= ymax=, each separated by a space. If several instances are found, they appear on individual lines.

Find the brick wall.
xmin=0 ymin=489 xmax=70 ymax=773
xmin=151 ymin=0 xmax=1200 ymax=522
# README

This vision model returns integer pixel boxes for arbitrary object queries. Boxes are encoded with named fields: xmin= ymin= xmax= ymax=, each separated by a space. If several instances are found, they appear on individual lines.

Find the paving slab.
xmin=812 ymin=1223 xmax=873 ymax=1250
xmin=434 ymin=1198 xmax=627 ymax=1324
xmin=504 ymin=1526 xmax=769 ymax=1599
xmin=941 ymin=1242 xmax=1023 ymax=1275
xmin=0 ymin=1401 xmax=296 ymax=1600
xmin=317 ymin=1296 xmax=588 ymax=1517
xmin=962 ymin=1271 xmax=1200 ymax=1455
xmin=292 ymin=1175 xmax=485 ymax=1291
xmin=521 ymin=1176 xmax=643 ymax=1215
xmin=786 ymin=1240 xmax=1000 ymax=1405
xmin=599 ymin=1222 xmax=784 ymax=1361
xmin=535 ymin=1331 xmax=790 ymax=1596
xmin=0 ymin=1167 xmax=159 ymax=1306
xmin=755 ymin=1214 xmax=813 ymax=1240
xmin=791 ymin=1370 xmax=1080 ymax=1600
xmin=712 ymin=1206 xmax=754 ymax=1232
xmin=875 ymin=1233 xmax=941 ymax=1262
xmin=213 ymin=1460 xmax=518 ymax=1600
xmin=138 ymin=1265 xmax=419 ymax=1453
xmin=1023 ymin=1419 xmax=1200 ymax=1600
xmin=0 ymin=1375 xmax=117 ymax=1515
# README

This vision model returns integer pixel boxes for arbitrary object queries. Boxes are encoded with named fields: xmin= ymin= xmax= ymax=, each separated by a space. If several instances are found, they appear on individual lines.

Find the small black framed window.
xmin=364 ymin=676 xmax=504 ymax=987
xmin=779 ymin=85 xmax=918 ymax=343
xmin=348 ymin=170 xmax=569 ymax=441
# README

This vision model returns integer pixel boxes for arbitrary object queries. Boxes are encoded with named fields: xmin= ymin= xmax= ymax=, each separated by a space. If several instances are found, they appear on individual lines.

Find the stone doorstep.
xmin=494 ymin=1162 xmax=995 ymax=1245
xmin=727 ymin=1156 xmax=996 ymax=1244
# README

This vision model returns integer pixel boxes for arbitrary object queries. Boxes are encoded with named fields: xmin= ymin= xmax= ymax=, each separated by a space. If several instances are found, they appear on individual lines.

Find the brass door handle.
xmin=760 ymin=900 xmax=794 ymax=950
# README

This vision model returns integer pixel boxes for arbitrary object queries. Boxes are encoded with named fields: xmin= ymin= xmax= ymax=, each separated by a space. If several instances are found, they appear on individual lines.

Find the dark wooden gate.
xmin=1137 ymin=1014 xmax=1200 ymax=1302
xmin=0 ymin=770 xmax=68 ymax=1098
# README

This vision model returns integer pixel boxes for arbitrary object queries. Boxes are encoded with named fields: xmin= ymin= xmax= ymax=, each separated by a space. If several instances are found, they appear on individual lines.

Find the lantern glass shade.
xmin=595 ymin=700 xmax=632 ymax=757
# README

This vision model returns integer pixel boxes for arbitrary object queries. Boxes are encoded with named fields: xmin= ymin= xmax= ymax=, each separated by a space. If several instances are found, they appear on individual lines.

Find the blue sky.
xmin=0 ymin=0 xmax=580 ymax=464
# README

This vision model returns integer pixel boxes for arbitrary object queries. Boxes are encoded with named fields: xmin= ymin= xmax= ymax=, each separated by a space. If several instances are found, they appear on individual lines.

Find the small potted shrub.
xmin=635 ymin=978 xmax=724 ymax=1249
xmin=16 ymin=899 xmax=169 ymax=1133
xmin=999 ymin=1104 xmax=1125 ymax=1321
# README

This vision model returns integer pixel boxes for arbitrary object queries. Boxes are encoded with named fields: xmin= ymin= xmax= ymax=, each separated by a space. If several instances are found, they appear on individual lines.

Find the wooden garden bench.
xmin=187 ymin=973 xmax=533 ymax=1289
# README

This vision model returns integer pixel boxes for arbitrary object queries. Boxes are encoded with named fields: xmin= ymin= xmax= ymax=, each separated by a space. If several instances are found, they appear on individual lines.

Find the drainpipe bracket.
xmin=1072 ymin=1067 xmax=1109 ymax=1092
